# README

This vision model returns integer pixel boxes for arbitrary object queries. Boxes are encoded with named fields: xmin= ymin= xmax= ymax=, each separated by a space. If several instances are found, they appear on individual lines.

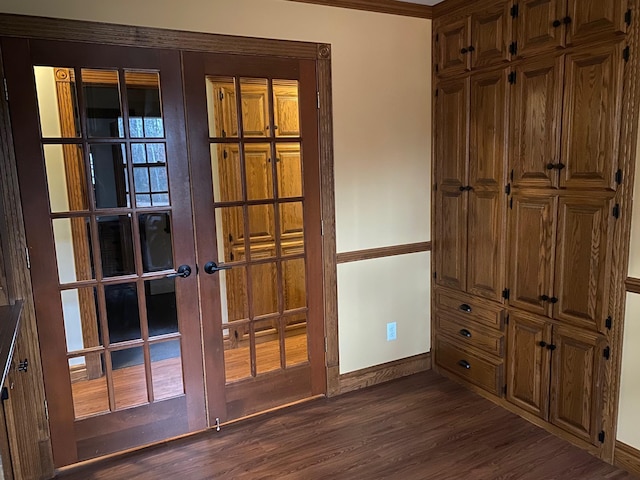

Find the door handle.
xmin=204 ymin=261 xmax=232 ymax=275
xmin=166 ymin=264 xmax=192 ymax=278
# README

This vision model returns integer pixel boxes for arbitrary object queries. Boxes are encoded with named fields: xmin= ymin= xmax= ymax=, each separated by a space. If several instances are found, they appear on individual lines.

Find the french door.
xmin=2 ymin=38 xmax=325 ymax=467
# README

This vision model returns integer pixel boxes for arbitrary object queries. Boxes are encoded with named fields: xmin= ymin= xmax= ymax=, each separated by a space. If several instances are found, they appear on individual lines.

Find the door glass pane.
xmin=240 ymin=78 xmax=269 ymax=137
xmin=251 ymin=262 xmax=278 ymax=317
xmin=82 ymin=69 xmax=124 ymax=138
xmin=211 ymin=144 xmax=242 ymax=203
xmin=146 ymin=278 xmax=178 ymax=336
xmin=276 ymin=144 xmax=302 ymax=198
xmin=105 ymin=282 xmax=141 ymax=343
xmin=62 ymin=287 xmax=101 ymax=352
xmin=139 ymin=212 xmax=173 ymax=273
xmin=285 ymin=315 xmax=307 ymax=367
xmin=69 ymin=353 xmax=108 ymax=419
xmin=273 ymin=80 xmax=300 ymax=137
xmin=219 ymin=268 xmax=248 ymax=323
xmin=206 ymin=76 xmax=238 ymax=138
xmin=224 ymin=321 xmax=251 ymax=382
xmin=34 ymin=66 xmax=81 ymax=138
xmin=283 ymin=258 xmax=306 ymax=311
xmin=98 ymin=215 xmax=135 ymax=277
xmin=53 ymin=217 xmax=94 ymax=284
xmin=126 ymin=71 xmax=164 ymax=138
xmin=44 ymin=144 xmax=88 ymax=213
xmin=255 ymin=319 xmax=281 ymax=375
xmin=111 ymin=346 xmax=148 ymax=409
xmin=215 ymin=206 xmax=244 ymax=263
xmin=90 ymin=144 xmax=130 ymax=209
xmin=151 ymin=340 xmax=183 ymax=400
xmin=245 ymin=144 xmax=273 ymax=201
xmin=133 ymin=143 xmax=169 ymax=207
xmin=248 ymin=204 xmax=275 ymax=259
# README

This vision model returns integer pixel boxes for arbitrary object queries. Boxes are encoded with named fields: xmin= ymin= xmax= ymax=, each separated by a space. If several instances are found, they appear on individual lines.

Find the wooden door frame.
xmin=0 ymin=12 xmax=338 ymax=476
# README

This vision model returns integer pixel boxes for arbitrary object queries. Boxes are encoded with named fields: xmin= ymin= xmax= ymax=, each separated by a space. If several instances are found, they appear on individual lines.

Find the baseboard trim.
xmin=338 ymin=352 xmax=432 ymax=395
xmin=615 ymin=441 xmax=640 ymax=477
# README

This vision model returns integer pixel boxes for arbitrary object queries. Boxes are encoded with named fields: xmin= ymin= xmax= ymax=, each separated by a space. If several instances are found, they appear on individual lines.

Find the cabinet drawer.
xmin=435 ymin=336 xmax=503 ymax=396
xmin=436 ymin=313 xmax=504 ymax=357
xmin=435 ymin=288 xmax=504 ymax=330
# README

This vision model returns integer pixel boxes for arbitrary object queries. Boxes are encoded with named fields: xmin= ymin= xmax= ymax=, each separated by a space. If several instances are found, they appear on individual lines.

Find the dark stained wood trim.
xmin=339 ymin=353 xmax=432 ymax=394
xmin=336 ymin=241 xmax=432 ymax=264
xmin=615 ymin=441 xmax=640 ymax=477
xmin=433 ymin=0 xmax=469 ymax=18
xmin=0 ymin=14 xmax=319 ymax=59
xmin=287 ymin=0 xmax=433 ymax=19
xmin=606 ymin=0 xmax=640 ymax=463
xmin=625 ymin=277 xmax=640 ymax=294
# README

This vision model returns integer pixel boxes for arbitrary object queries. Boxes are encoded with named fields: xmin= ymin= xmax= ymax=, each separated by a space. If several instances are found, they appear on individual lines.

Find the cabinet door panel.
xmin=549 ymin=325 xmax=605 ymax=445
xmin=436 ymin=18 xmax=471 ymax=76
xmin=554 ymin=195 xmax=613 ymax=332
xmin=510 ymin=56 xmax=563 ymax=189
xmin=436 ymin=187 xmax=468 ymax=291
xmin=508 ymin=193 xmax=557 ymax=317
xmin=517 ymin=0 xmax=566 ymax=57
xmin=561 ymin=42 xmax=624 ymax=190
xmin=471 ymin=2 xmax=511 ymax=68
xmin=470 ymin=69 xmax=508 ymax=188
xmin=435 ymin=79 xmax=469 ymax=188
xmin=506 ymin=311 xmax=552 ymax=419
xmin=566 ymin=0 xmax=627 ymax=44
xmin=467 ymin=188 xmax=505 ymax=301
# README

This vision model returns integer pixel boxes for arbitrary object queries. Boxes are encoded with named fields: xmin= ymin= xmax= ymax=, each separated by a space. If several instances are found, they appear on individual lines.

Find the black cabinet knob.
xmin=546 ymin=163 xmax=556 ymax=170
xmin=563 ymin=16 xmax=572 ymax=24
xmin=547 ymin=344 xmax=557 ymax=351
xmin=539 ymin=341 xmax=547 ymax=348
xmin=459 ymin=329 xmax=472 ymax=338
xmin=461 ymin=47 xmax=468 ymax=54
xmin=549 ymin=297 xmax=558 ymax=304
xmin=553 ymin=19 xmax=562 ymax=27
xmin=468 ymin=45 xmax=475 ymax=52
xmin=540 ymin=294 xmax=549 ymax=301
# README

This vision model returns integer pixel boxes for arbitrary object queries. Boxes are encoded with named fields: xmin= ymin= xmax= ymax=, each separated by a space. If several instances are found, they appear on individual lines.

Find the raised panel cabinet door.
xmin=549 ymin=325 xmax=606 ymax=445
xmin=566 ymin=0 xmax=627 ymax=44
xmin=435 ymin=17 xmax=471 ymax=76
xmin=435 ymin=78 xmax=469 ymax=189
xmin=508 ymin=193 xmax=557 ymax=317
xmin=435 ymin=187 xmax=468 ymax=292
xmin=510 ymin=56 xmax=564 ymax=189
xmin=506 ymin=310 xmax=552 ymax=419
xmin=560 ymin=42 xmax=625 ymax=190
xmin=516 ymin=0 xmax=566 ymax=57
xmin=469 ymin=68 xmax=508 ymax=188
xmin=467 ymin=188 xmax=505 ymax=301
xmin=470 ymin=1 xmax=512 ymax=69
xmin=553 ymin=194 xmax=613 ymax=333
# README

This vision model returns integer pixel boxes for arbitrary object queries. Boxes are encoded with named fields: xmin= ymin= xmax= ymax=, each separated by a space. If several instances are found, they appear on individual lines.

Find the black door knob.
xmin=204 ymin=261 xmax=232 ymax=275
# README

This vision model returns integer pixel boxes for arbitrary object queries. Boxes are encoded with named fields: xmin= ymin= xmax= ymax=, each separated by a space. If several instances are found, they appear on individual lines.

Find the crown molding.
xmin=287 ymin=0 xmax=433 ymax=19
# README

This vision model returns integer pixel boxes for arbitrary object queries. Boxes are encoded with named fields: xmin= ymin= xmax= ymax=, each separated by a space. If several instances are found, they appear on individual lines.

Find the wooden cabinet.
xmin=435 ymin=2 xmax=511 ymax=76
xmin=435 ymin=69 xmax=508 ymax=302
xmin=516 ymin=0 xmax=628 ymax=57
xmin=506 ymin=311 xmax=606 ymax=445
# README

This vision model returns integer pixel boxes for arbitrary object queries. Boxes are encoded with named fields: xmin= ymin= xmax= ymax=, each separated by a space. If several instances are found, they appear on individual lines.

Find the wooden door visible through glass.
xmin=4 ymin=39 xmax=206 ymax=467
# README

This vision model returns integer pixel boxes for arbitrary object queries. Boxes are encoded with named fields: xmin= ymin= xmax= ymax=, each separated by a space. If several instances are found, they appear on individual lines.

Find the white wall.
xmin=1 ymin=0 xmax=432 ymax=373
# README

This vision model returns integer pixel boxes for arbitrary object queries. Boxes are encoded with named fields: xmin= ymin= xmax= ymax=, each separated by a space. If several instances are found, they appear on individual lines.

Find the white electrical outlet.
xmin=387 ymin=322 xmax=397 ymax=341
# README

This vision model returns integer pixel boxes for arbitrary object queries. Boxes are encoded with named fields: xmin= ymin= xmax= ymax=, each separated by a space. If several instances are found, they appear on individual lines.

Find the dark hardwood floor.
xmin=56 ymin=370 xmax=638 ymax=479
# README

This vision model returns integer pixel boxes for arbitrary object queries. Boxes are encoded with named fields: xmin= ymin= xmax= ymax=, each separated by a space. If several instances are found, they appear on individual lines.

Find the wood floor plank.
xmin=56 ymin=371 xmax=638 ymax=479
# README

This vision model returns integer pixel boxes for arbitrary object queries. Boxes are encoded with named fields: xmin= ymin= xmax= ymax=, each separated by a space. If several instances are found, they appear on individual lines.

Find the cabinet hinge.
xmin=434 ymin=183 xmax=438 ymax=191
xmin=625 ymin=9 xmax=632 ymax=26
xmin=434 ymin=271 xmax=437 ymax=279
xmin=435 ymin=33 xmax=439 ymax=42
xmin=317 ymin=91 xmax=320 ymax=109
xmin=509 ymin=41 xmax=518 ymax=56
xmin=505 ymin=314 xmax=510 ymax=325
xmin=435 ymin=88 xmax=439 ymax=97
xmin=623 ymin=45 xmax=630 ymax=62
xmin=603 ymin=346 xmax=611 ymax=360
xmin=605 ymin=316 xmax=612 ymax=330
xmin=505 ymin=183 xmax=511 ymax=195
xmin=44 ymin=399 xmax=49 ymax=420
xmin=435 ymin=64 xmax=439 ymax=73
xmin=598 ymin=430 xmax=605 ymax=443
xmin=616 ymin=168 xmax=623 ymax=185
xmin=218 ymin=91 xmax=224 ymax=101
xmin=502 ymin=288 xmax=510 ymax=300
xmin=2 ymin=78 xmax=7 ymax=102
xmin=613 ymin=204 xmax=620 ymax=219
xmin=509 ymin=197 xmax=513 ymax=209
xmin=223 ymin=149 xmax=228 ymax=159
xmin=508 ymin=71 xmax=517 ymax=84
xmin=510 ymin=4 xmax=519 ymax=18
xmin=510 ymin=169 xmax=514 ymax=181
xmin=25 ymin=248 xmax=31 ymax=269
xmin=503 ymin=384 xmax=508 ymax=395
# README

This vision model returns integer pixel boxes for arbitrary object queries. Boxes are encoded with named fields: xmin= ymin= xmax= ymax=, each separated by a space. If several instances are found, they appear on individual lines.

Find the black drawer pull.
xmin=459 ymin=329 xmax=472 ymax=338
xmin=457 ymin=360 xmax=471 ymax=369
xmin=459 ymin=303 xmax=472 ymax=313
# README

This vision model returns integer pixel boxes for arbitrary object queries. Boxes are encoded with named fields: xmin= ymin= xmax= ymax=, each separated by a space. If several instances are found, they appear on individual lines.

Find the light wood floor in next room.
xmin=57 ymin=370 xmax=638 ymax=480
